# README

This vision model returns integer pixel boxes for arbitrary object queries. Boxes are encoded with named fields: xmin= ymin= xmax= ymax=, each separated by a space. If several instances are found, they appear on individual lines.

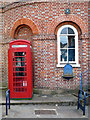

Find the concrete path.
xmin=2 ymin=105 xmax=88 ymax=118
xmin=0 ymin=89 xmax=89 ymax=119
xmin=0 ymin=90 xmax=2 ymax=120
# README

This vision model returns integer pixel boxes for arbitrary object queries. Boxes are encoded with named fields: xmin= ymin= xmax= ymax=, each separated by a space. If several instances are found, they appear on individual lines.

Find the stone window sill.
xmin=56 ymin=64 xmax=80 ymax=68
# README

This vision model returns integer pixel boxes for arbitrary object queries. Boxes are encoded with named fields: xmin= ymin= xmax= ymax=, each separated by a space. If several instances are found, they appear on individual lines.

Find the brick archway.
xmin=11 ymin=18 xmax=39 ymax=38
xmin=48 ymin=14 xmax=87 ymax=35
xmin=54 ymin=21 xmax=82 ymax=36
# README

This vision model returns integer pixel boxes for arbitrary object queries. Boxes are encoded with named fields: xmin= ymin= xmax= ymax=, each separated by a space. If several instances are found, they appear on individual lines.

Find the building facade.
xmin=0 ymin=0 xmax=90 ymax=91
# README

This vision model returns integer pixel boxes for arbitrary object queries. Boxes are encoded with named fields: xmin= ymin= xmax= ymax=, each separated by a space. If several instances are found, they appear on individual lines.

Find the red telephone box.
xmin=8 ymin=39 xmax=33 ymax=99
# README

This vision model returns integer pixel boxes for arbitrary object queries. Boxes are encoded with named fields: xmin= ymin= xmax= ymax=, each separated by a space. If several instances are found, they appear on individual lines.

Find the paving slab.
xmin=2 ymin=105 xmax=88 ymax=118
xmin=0 ymin=90 xmax=2 ymax=120
xmin=0 ymin=89 xmax=89 ymax=119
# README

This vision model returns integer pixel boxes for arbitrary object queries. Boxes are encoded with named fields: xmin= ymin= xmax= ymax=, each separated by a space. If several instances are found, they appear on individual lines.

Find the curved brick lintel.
xmin=48 ymin=14 xmax=88 ymax=35
xmin=11 ymin=18 xmax=39 ymax=38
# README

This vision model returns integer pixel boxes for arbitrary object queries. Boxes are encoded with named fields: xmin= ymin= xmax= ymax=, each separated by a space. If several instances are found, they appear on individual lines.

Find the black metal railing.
xmin=6 ymin=89 xmax=10 ymax=115
xmin=77 ymin=69 xmax=90 ymax=98
xmin=77 ymin=69 xmax=90 ymax=115
xmin=77 ymin=90 xmax=86 ymax=115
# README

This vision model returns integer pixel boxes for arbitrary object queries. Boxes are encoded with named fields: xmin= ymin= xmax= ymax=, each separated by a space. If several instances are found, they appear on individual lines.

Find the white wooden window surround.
xmin=57 ymin=25 xmax=80 ymax=67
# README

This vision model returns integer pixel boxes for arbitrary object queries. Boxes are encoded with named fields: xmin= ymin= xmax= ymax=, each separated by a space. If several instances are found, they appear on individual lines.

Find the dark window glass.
xmin=68 ymin=49 xmax=75 ymax=61
xmin=15 ymin=72 xmax=24 ymax=76
xmin=15 ymin=67 xmax=24 ymax=71
xmin=68 ymin=28 xmax=74 ymax=34
xmin=68 ymin=36 xmax=75 ymax=48
xmin=15 ymin=52 xmax=24 ymax=56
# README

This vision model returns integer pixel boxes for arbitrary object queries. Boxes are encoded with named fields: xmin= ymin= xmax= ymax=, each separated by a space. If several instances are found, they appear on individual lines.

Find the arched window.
xmin=57 ymin=25 xmax=80 ymax=67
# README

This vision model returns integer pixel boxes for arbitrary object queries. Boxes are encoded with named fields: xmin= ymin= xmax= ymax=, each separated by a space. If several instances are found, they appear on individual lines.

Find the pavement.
xmin=0 ymin=90 xmax=2 ymax=120
xmin=2 ymin=105 xmax=88 ymax=118
xmin=0 ymin=89 xmax=89 ymax=119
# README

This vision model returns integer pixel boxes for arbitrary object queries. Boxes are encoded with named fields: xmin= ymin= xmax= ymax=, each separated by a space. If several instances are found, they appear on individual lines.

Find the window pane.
xmin=15 ymin=62 xmax=24 ymax=66
xmin=15 ymin=67 xmax=24 ymax=71
xmin=68 ymin=27 xmax=74 ymax=34
xmin=61 ymin=27 xmax=68 ymax=34
xmin=60 ymin=49 xmax=67 ymax=61
xmin=15 ymin=52 xmax=24 ymax=56
xmin=13 ymin=72 xmax=27 ymax=76
xmin=68 ymin=49 xmax=75 ymax=61
xmin=15 ymin=57 xmax=24 ymax=61
xmin=60 ymin=36 xmax=67 ymax=48
xmin=16 ymin=72 xmax=24 ymax=76
xmin=68 ymin=36 xmax=75 ymax=48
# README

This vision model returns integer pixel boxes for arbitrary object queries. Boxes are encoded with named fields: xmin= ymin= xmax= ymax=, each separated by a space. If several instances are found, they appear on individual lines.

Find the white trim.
xmin=57 ymin=25 xmax=79 ymax=67
xmin=57 ymin=64 xmax=80 ymax=68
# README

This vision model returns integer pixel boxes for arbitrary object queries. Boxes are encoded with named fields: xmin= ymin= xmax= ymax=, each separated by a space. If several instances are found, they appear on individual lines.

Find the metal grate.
xmin=35 ymin=109 xmax=57 ymax=115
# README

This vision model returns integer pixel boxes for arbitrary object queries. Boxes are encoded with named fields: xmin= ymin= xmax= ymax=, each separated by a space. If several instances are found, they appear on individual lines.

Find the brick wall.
xmin=0 ymin=1 xmax=3 ymax=87
xmin=3 ymin=1 xmax=89 ymax=40
xmin=88 ymin=1 xmax=90 ymax=84
xmin=1 ymin=0 xmax=89 ymax=90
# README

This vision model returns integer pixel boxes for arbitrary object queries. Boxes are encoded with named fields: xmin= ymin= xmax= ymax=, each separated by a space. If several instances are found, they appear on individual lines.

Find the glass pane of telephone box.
xmin=13 ymin=51 xmax=27 ymax=93
xmin=15 ymin=57 xmax=24 ymax=61
xmin=15 ymin=62 xmax=24 ymax=66
xmin=15 ymin=67 xmax=24 ymax=71
xmin=15 ymin=52 xmax=24 ymax=56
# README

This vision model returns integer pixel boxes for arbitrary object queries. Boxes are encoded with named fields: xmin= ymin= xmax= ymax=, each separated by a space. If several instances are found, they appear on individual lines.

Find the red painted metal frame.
xmin=8 ymin=39 xmax=33 ymax=99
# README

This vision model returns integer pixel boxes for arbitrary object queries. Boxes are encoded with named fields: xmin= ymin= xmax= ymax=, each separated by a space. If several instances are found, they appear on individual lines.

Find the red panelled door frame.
xmin=8 ymin=40 xmax=32 ymax=99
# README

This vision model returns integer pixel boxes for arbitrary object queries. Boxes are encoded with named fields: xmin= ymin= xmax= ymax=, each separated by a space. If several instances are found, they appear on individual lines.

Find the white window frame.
xmin=57 ymin=25 xmax=80 ymax=67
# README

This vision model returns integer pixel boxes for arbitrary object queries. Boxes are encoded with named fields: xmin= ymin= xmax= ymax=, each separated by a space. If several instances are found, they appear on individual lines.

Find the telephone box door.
xmin=8 ymin=40 xmax=32 ymax=99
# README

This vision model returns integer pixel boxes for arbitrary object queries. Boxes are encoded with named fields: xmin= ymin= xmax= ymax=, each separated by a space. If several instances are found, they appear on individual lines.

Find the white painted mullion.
xmin=57 ymin=34 xmax=60 ymax=65
xmin=67 ymin=35 xmax=68 ymax=63
xmin=75 ymin=35 xmax=78 ymax=64
xmin=67 ymin=28 xmax=68 ymax=63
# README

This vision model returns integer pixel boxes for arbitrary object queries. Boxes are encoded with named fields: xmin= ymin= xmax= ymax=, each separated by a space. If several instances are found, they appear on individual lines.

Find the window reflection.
xmin=61 ymin=27 xmax=68 ymax=34
xmin=15 ymin=57 xmax=24 ymax=61
xmin=60 ymin=36 xmax=67 ymax=48
xmin=60 ymin=49 xmax=67 ymax=61
xmin=15 ymin=62 xmax=24 ymax=66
